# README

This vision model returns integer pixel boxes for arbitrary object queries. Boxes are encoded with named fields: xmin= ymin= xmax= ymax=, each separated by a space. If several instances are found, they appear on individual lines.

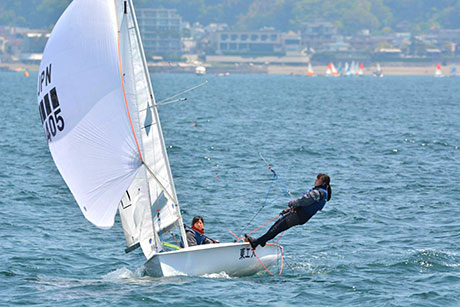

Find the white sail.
xmin=37 ymin=0 xmax=143 ymax=229
xmin=37 ymin=0 xmax=186 ymax=257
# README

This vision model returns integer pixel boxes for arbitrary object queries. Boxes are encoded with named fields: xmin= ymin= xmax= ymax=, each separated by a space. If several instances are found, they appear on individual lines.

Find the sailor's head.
xmin=315 ymin=173 xmax=332 ymax=201
xmin=192 ymin=216 xmax=204 ymax=231
xmin=314 ymin=173 xmax=330 ymax=188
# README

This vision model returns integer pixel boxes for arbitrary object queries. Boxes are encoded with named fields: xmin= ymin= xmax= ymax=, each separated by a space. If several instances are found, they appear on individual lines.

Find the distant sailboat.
xmin=435 ymin=63 xmax=443 ymax=77
xmin=37 ymin=0 xmax=282 ymax=278
xmin=350 ymin=61 xmax=356 ymax=76
xmin=326 ymin=62 xmax=339 ymax=77
xmin=344 ymin=62 xmax=351 ymax=76
xmin=357 ymin=63 xmax=364 ymax=76
xmin=337 ymin=62 xmax=343 ymax=76
xmin=450 ymin=65 xmax=457 ymax=77
xmin=307 ymin=61 xmax=315 ymax=76
xmin=373 ymin=63 xmax=383 ymax=77
xmin=195 ymin=65 xmax=206 ymax=75
xmin=24 ymin=70 xmax=30 ymax=77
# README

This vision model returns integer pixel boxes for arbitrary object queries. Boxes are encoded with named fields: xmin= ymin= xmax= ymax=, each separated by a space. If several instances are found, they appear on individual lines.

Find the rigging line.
xmin=266 ymin=243 xmax=284 ymax=275
xmin=156 ymin=80 xmax=208 ymax=105
xmin=252 ymin=248 xmax=274 ymax=275
xmin=246 ymin=214 xmax=280 ymax=237
xmin=239 ymin=176 xmax=276 ymax=235
xmin=142 ymin=161 xmax=176 ymax=205
xmin=157 ymin=97 xmax=187 ymax=106
xmin=229 ymin=230 xmax=240 ymax=241
xmin=138 ymin=80 xmax=208 ymax=112
xmin=259 ymin=152 xmax=292 ymax=197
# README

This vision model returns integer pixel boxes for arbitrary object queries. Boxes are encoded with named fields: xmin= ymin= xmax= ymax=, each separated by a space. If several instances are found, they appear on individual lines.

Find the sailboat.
xmin=344 ymin=62 xmax=351 ymax=76
xmin=337 ymin=62 xmax=343 ymax=76
xmin=357 ymin=63 xmax=364 ymax=76
xmin=325 ymin=62 xmax=339 ymax=77
xmin=307 ymin=61 xmax=315 ymax=76
xmin=195 ymin=65 xmax=206 ymax=75
xmin=37 ymin=0 xmax=282 ymax=277
xmin=450 ymin=65 xmax=457 ymax=77
xmin=435 ymin=63 xmax=443 ymax=77
xmin=373 ymin=63 xmax=383 ymax=77
xmin=350 ymin=61 xmax=356 ymax=76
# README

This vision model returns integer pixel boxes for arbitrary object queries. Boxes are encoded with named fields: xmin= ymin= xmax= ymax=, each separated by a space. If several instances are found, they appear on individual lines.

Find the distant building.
xmin=281 ymin=31 xmax=302 ymax=55
xmin=20 ymin=31 xmax=50 ymax=63
xmin=436 ymin=29 xmax=460 ymax=43
xmin=300 ymin=20 xmax=338 ymax=51
xmin=327 ymin=36 xmax=351 ymax=52
xmin=373 ymin=47 xmax=402 ymax=60
xmin=210 ymin=28 xmax=282 ymax=55
xmin=136 ymin=8 xmax=183 ymax=57
xmin=22 ymin=32 xmax=49 ymax=53
xmin=0 ymin=26 xmax=48 ymax=60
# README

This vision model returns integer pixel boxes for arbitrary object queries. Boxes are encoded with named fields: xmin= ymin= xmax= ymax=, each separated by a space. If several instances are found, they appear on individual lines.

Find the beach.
xmin=0 ymin=61 xmax=453 ymax=76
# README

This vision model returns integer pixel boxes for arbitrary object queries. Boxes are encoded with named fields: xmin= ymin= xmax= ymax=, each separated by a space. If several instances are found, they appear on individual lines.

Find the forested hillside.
xmin=2 ymin=0 xmax=460 ymax=33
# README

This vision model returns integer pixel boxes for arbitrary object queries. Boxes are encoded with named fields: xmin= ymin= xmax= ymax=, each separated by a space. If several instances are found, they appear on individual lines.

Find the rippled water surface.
xmin=1 ymin=72 xmax=460 ymax=305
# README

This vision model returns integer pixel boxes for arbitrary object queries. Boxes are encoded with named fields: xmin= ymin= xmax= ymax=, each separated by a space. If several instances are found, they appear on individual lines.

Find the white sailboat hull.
xmin=144 ymin=242 xmax=282 ymax=277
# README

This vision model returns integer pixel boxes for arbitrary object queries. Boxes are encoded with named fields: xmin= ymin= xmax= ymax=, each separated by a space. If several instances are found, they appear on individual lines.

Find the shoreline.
xmin=0 ymin=62 xmax=453 ymax=76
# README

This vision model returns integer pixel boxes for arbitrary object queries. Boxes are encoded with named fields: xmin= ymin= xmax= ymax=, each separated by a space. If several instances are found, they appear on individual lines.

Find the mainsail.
xmin=37 ymin=0 xmax=187 ymax=259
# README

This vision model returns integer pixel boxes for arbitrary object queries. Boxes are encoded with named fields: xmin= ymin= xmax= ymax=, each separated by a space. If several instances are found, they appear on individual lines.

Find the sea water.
xmin=1 ymin=72 xmax=460 ymax=305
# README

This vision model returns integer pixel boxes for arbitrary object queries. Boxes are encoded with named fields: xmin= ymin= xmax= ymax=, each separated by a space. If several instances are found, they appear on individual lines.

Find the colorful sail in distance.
xmin=307 ymin=62 xmax=315 ymax=76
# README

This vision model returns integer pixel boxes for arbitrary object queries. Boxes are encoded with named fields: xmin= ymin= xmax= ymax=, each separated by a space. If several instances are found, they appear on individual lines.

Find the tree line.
xmin=1 ymin=0 xmax=460 ymax=34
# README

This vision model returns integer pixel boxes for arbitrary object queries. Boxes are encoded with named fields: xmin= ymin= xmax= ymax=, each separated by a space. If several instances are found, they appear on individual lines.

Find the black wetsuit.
xmin=251 ymin=186 xmax=328 ymax=248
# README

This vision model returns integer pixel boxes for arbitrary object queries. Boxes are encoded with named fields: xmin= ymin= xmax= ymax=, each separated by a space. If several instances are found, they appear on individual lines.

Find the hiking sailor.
xmin=245 ymin=173 xmax=332 ymax=249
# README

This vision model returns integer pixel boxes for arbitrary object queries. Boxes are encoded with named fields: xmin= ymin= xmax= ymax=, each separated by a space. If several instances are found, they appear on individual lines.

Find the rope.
xmin=251 ymin=243 xmax=284 ymax=275
xmin=252 ymin=248 xmax=274 ymax=275
xmin=274 ymin=231 xmax=285 ymax=244
xmin=239 ymin=176 xmax=276 ymax=234
xmin=228 ymin=230 xmax=240 ymax=241
xmin=239 ymin=153 xmax=292 ymax=235
xmin=156 ymin=80 xmax=208 ymax=105
xmin=267 ymin=243 xmax=284 ymax=275
xmin=273 ymin=172 xmax=291 ymax=198
xmin=246 ymin=214 xmax=280 ymax=237
xmin=231 ymin=223 xmax=285 ymax=275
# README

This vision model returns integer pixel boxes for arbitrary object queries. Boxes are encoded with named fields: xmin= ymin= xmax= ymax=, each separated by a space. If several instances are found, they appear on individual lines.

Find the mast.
xmin=126 ymin=0 xmax=188 ymax=247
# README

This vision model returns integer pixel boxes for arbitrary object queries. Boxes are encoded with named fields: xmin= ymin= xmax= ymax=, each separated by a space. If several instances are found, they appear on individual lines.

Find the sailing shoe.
xmin=244 ymin=234 xmax=258 ymax=249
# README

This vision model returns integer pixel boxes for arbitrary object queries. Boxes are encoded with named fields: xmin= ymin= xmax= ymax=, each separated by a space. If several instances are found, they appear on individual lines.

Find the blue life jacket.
xmin=190 ymin=228 xmax=206 ymax=245
xmin=301 ymin=187 xmax=328 ymax=216
xmin=180 ymin=228 xmax=206 ymax=248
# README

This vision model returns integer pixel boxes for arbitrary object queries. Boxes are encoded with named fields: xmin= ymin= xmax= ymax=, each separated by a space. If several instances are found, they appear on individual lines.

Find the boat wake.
xmin=104 ymin=266 xmax=232 ymax=281
xmin=200 ymin=271 xmax=233 ymax=279
xmin=102 ymin=266 xmax=147 ymax=283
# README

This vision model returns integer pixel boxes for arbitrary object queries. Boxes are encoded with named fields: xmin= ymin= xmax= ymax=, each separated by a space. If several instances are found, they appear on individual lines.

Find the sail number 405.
xmin=39 ymin=87 xmax=65 ymax=141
